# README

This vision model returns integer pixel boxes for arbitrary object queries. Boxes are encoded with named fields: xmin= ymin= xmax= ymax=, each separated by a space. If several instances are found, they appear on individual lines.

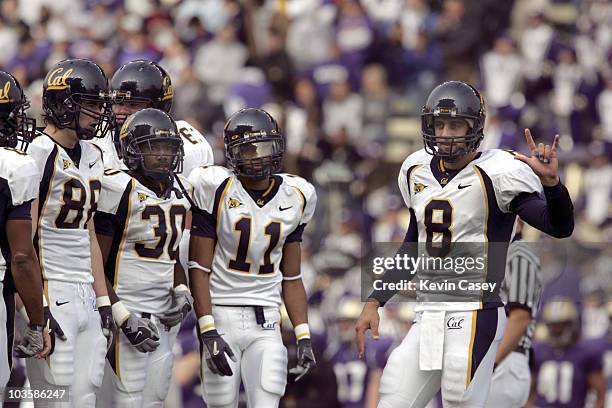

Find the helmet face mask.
xmin=421 ymin=81 xmax=486 ymax=162
xmin=0 ymin=71 xmax=36 ymax=151
xmin=224 ymin=109 xmax=285 ymax=180
xmin=227 ymin=137 xmax=284 ymax=180
xmin=120 ymin=108 xmax=184 ymax=181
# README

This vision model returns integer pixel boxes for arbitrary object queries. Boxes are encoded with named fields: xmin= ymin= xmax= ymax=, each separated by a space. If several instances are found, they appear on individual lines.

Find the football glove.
xmin=200 ymin=329 xmax=236 ymax=376
xmin=121 ymin=314 xmax=160 ymax=353
xmin=44 ymin=306 xmax=66 ymax=354
xmin=98 ymin=305 xmax=115 ymax=352
xmin=289 ymin=338 xmax=316 ymax=381
xmin=159 ymin=286 xmax=193 ymax=329
xmin=14 ymin=323 xmax=45 ymax=358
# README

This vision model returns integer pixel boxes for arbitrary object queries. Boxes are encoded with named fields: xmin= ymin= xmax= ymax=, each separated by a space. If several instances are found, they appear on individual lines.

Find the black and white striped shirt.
xmin=501 ymin=239 xmax=542 ymax=350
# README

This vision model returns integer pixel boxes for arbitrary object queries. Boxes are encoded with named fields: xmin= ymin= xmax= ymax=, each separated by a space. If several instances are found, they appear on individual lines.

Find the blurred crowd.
xmin=1 ymin=0 xmax=611 ymax=406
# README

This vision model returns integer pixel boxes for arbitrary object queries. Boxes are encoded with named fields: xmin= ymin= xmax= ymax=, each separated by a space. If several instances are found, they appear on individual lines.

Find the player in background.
xmin=527 ymin=298 xmax=606 ymax=408
xmin=355 ymin=80 xmax=575 ymax=408
xmin=25 ymin=59 xmax=115 ymax=407
xmin=94 ymin=108 xmax=193 ymax=407
xmin=0 ymin=70 xmax=51 ymax=398
xmin=188 ymin=108 xmax=316 ymax=407
xmin=91 ymin=59 xmax=213 ymax=282
xmin=487 ymin=218 xmax=542 ymax=408
xmin=328 ymin=297 xmax=393 ymax=408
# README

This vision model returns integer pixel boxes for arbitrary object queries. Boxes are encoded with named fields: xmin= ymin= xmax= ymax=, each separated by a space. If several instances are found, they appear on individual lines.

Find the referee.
xmin=488 ymin=219 xmax=543 ymax=408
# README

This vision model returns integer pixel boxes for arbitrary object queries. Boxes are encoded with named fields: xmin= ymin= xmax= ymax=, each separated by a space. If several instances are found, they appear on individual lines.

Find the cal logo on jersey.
xmin=138 ymin=192 xmax=148 ymax=202
xmin=62 ymin=159 xmax=70 ymax=169
xmin=228 ymin=197 xmax=242 ymax=209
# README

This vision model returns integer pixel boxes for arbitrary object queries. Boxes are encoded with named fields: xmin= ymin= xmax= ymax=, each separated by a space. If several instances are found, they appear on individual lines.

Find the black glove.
xmin=159 ymin=287 xmax=193 ymax=329
xmin=121 ymin=314 xmax=160 ymax=353
xmin=15 ymin=323 xmax=45 ymax=358
xmin=44 ymin=306 xmax=66 ymax=354
xmin=289 ymin=338 xmax=316 ymax=381
xmin=200 ymin=329 xmax=236 ymax=376
xmin=98 ymin=306 xmax=115 ymax=352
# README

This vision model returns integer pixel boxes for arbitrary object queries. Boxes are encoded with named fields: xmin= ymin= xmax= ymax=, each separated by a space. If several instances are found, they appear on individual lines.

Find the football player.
xmin=188 ymin=108 xmax=317 ymax=408
xmin=527 ymin=298 xmax=606 ymax=408
xmin=93 ymin=108 xmax=193 ymax=407
xmin=25 ymin=59 xmax=115 ymax=407
xmin=488 ymin=219 xmax=542 ymax=408
xmin=329 ymin=297 xmax=393 ymax=408
xmin=91 ymin=59 xmax=213 ymax=288
xmin=0 ymin=71 xmax=50 ymax=396
xmin=355 ymin=81 xmax=575 ymax=408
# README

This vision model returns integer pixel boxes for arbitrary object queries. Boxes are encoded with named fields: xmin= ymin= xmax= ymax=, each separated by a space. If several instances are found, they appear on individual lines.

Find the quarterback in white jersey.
xmin=355 ymin=81 xmax=574 ymax=408
xmin=189 ymin=108 xmax=317 ymax=408
xmin=0 ymin=71 xmax=50 ymax=396
xmin=94 ymin=108 xmax=194 ymax=407
xmin=25 ymin=59 xmax=116 ymax=407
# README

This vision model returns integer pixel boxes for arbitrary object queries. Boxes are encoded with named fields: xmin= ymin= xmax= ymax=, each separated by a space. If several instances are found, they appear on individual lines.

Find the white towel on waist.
xmin=419 ymin=310 xmax=446 ymax=370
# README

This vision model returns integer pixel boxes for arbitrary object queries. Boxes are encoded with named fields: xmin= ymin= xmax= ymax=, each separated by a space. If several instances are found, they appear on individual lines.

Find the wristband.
xmin=294 ymin=323 xmax=310 ymax=341
xmin=174 ymin=284 xmax=190 ymax=294
xmin=283 ymin=274 xmax=302 ymax=281
xmin=96 ymin=296 xmax=111 ymax=308
xmin=111 ymin=301 xmax=130 ymax=326
xmin=198 ymin=315 xmax=216 ymax=334
xmin=187 ymin=261 xmax=211 ymax=273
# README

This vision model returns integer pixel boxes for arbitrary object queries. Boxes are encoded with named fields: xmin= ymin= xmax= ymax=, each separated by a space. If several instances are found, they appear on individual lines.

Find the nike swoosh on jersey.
xmin=55 ymin=300 xmax=70 ymax=307
xmin=279 ymin=206 xmax=292 ymax=211
xmin=89 ymin=160 xmax=98 ymax=169
xmin=213 ymin=341 xmax=220 ymax=356
xmin=458 ymin=184 xmax=472 ymax=190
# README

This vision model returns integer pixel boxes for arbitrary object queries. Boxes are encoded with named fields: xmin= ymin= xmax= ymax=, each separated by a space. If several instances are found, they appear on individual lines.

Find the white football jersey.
xmin=27 ymin=133 xmax=104 ymax=284
xmin=90 ymin=119 xmax=213 ymax=175
xmin=0 ymin=147 xmax=40 ymax=281
xmin=97 ymin=169 xmax=192 ymax=313
xmin=398 ymin=149 xmax=543 ymax=311
xmin=189 ymin=166 xmax=316 ymax=307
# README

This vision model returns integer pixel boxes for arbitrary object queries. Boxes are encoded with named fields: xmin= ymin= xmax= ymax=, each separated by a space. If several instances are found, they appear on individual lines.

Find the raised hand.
xmin=514 ymin=129 xmax=560 ymax=187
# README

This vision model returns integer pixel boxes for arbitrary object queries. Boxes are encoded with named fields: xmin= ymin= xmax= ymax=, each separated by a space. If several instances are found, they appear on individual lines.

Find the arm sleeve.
xmin=509 ymin=182 xmax=574 ymax=238
xmin=94 ymin=211 xmax=119 ymax=237
xmin=285 ymin=223 xmax=306 ymax=243
xmin=191 ymin=207 xmax=216 ymax=239
xmin=369 ymin=208 xmax=419 ymax=306
xmin=7 ymin=201 xmax=32 ymax=220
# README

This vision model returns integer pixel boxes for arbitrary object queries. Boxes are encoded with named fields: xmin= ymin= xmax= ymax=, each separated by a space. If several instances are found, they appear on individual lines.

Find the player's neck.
xmin=442 ymin=151 xmax=478 ymax=170
xmin=44 ymin=124 xmax=78 ymax=149
xmin=239 ymin=176 xmax=272 ymax=191
xmin=134 ymin=172 xmax=171 ymax=198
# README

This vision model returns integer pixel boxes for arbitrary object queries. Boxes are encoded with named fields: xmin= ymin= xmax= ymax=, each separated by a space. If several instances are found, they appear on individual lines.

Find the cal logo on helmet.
xmin=47 ymin=68 xmax=73 ymax=90
xmin=162 ymin=76 xmax=173 ymax=101
xmin=120 ymin=115 xmax=135 ymax=139
xmin=0 ymin=82 xmax=11 ymax=104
